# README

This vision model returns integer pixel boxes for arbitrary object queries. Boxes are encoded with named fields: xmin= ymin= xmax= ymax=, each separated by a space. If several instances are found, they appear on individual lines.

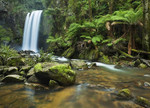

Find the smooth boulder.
xmin=1 ymin=75 xmax=24 ymax=83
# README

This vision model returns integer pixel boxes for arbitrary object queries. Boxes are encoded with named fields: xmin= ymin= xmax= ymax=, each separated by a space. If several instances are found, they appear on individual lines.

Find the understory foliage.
xmin=0 ymin=25 xmax=13 ymax=44
xmin=43 ymin=0 xmax=150 ymax=58
xmin=0 ymin=45 xmax=19 ymax=65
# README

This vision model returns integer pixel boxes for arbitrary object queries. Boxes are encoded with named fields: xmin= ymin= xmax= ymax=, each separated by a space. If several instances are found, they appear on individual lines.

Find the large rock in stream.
xmin=1 ymin=75 xmax=24 ymax=83
xmin=27 ymin=62 xmax=76 ymax=86
xmin=70 ymin=60 xmax=88 ymax=70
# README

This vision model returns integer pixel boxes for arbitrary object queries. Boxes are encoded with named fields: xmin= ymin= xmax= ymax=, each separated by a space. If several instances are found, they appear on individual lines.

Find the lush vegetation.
xmin=0 ymin=0 xmax=150 ymax=62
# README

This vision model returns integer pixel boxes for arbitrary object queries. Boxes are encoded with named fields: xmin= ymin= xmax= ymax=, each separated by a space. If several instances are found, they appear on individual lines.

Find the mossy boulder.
xmin=62 ymin=47 xmax=75 ymax=58
xmin=117 ymin=89 xmax=133 ymax=100
xmin=3 ymin=67 xmax=18 ymax=76
xmin=20 ymin=66 xmax=32 ymax=73
xmin=135 ymin=96 xmax=150 ymax=108
xmin=70 ymin=60 xmax=88 ymax=70
xmin=1 ymin=74 xmax=24 ymax=83
xmin=27 ymin=62 xmax=76 ymax=86
xmin=49 ymin=64 xmax=76 ymax=86
xmin=34 ymin=63 xmax=42 ymax=72
xmin=138 ymin=63 xmax=147 ymax=69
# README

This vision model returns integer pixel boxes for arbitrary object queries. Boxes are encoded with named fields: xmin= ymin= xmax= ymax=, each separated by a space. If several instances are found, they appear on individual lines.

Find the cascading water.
xmin=22 ymin=10 xmax=43 ymax=52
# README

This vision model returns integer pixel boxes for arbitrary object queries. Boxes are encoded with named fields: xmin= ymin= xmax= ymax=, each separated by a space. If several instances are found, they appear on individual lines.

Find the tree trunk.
xmin=142 ymin=0 xmax=150 ymax=52
xmin=108 ymin=0 xmax=114 ymax=14
xmin=88 ymin=0 xmax=92 ymax=21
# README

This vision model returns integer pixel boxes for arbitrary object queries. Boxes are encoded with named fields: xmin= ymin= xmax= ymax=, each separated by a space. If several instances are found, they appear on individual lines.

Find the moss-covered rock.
xmin=62 ymin=47 xmax=75 ymax=58
xmin=27 ymin=62 xmax=76 ymax=86
xmin=3 ymin=67 xmax=18 ymax=76
xmin=1 ymin=74 xmax=24 ymax=83
xmin=117 ymin=89 xmax=133 ymax=100
xmin=20 ymin=66 xmax=32 ymax=73
xmin=49 ymin=80 xmax=59 ymax=87
xmin=138 ymin=63 xmax=147 ymax=69
xmin=34 ymin=63 xmax=42 ymax=72
xmin=70 ymin=60 xmax=88 ymax=70
xmin=49 ymin=64 xmax=76 ymax=86
xmin=135 ymin=96 xmax=150 ymax=108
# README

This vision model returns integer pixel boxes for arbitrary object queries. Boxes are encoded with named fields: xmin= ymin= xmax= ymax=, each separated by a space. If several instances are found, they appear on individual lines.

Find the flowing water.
xmin=0 ymin=64 xmax=150 ymax=108
xmin=22 ymin=10 xmax=43 ymax=52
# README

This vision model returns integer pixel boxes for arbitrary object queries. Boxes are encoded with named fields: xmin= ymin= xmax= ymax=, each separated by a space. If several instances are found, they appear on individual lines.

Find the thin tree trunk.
xmin=88 ymin=0 xmax=92 ymax=21
xmin=142 ymin=0 xmax=150 ymax=52
xmin=109 ymin=0 xmax=114 ymax=14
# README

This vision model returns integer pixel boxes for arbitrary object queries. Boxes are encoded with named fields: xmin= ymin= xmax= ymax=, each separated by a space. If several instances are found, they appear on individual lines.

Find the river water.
xmin=0 ymin=62 xmax=150 ymax=108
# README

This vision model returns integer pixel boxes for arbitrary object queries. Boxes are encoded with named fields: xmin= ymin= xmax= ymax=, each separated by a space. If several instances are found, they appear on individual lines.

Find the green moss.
xmin=99 ymin=55 xmax=110 ymax=64
xmin=20 ymin=71 xmax=25 ymax=76
xmin=135 ymin=96 xmax=150 ymax=107
xmin=34 ymin=63 xmax=42 ymax=72
xmin=49 ymin=80 xmax=58 ymax=87
xmin=62 ymin=47 xmax=75 ymax=58
xmin=138 ymin=63 xmax=147 ymax=69
xmin=118 ymin=89 xmax=132 ymax=99
xmin=49 ymin=64 xmax=76 ymax=86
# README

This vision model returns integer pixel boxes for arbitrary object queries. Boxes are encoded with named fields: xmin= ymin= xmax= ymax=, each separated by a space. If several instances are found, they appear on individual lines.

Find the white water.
xmin=22 ymin=10 xmax=43 ymax=52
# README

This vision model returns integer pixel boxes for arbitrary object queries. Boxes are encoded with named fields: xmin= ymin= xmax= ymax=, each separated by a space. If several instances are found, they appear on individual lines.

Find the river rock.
xmin=138 ymin=63 xmax=147 ymax=69
xmin=20 ymin=66 xmax=32 ymax=73
xmin=1 ymin=74 xmax=24 ymax=83
xmin=117 ymin=89 xmax=133 ymax=100
xmin=27 ymin=74 xmax=41 ymax=83
xmin=70 ymin=60 xmax=88 ymax=70
xmin=27 ymin=62 xmax=76 ymax=86
xmin=135 ymin=96 xmax=150 ymax=108
xmin=3 ymin=67 xmax=18 ymax=76
xmin=25 ymin=82 xmax=49 ymax=90
xmin=144 ymin=82 xmax=150 ymax=87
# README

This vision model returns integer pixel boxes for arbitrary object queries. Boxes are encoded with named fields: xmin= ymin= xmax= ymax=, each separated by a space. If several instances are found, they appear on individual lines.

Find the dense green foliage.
xmin=0 ymin=0 xmax=150 ymax=60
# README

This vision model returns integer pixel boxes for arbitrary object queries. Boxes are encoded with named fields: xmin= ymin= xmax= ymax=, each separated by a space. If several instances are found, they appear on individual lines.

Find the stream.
xmin=0 ymin=57 xmax=150 ymax=108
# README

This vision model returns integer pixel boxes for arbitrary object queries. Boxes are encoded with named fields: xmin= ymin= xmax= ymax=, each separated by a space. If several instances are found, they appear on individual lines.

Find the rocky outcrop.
xmin=1 ymin=74 xmax=24 ymax=83
xmin=27 ymin=62 xmax=76 ymax=87
xmin=70 ymin=60 xmax=88 ymax=70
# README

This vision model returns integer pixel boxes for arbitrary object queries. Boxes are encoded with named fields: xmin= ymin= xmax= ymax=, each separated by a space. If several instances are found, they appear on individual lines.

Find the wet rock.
xmin=27 ymin=68 xmax=35 ymax=76
xmin=27 ymin=62 xmax=76 ymax=86
xmin=3 ymin=67 xmax=18 ymax=76
xmin=49 ymin=80 xmax=59 ymax=88
xmin=138 ymin=63 xmax=147 ymax=69
xmin=25 ymin=83 xmax=49 ymax=90
xmin=34 ymin=63 xmax=42 ymax=72
xmin=20 ymin=66 xmax=32 ymax=73
xmin=27 ymin=74 xmax=41 ymax=84
xmin=70 ymin=60 xmax=88 ymax=70
xmin=117 ymin=89 xmax=133 ymax=100
xmin=144 ymin=82 xmax=150 ymax=87
xmin=135 ymin=96 xmax=150 ymax=108
xmin=87 ymin=63 xmax=97 ymax=68
xmin=1 ymin=75 xmax=24 ymax=83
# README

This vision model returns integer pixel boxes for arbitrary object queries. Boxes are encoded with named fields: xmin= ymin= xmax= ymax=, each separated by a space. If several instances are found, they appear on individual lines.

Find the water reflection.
xmin=0 ymin=67 xmax=150 ymax=108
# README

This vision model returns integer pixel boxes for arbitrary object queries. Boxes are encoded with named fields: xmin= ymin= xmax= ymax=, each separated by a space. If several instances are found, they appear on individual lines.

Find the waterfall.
xmin=22 ymin=10 xmax=43 ymax=52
